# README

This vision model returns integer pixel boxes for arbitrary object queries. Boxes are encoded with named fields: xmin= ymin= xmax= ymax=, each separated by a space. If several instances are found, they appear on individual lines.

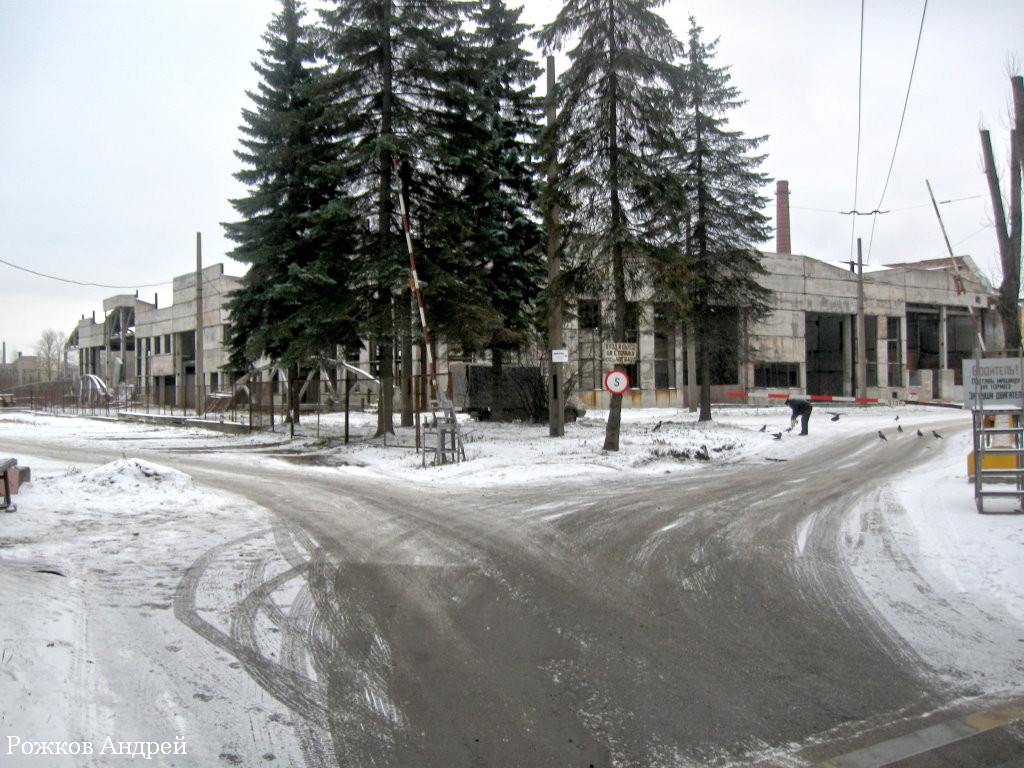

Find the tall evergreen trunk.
xmin=679 ymin=19 xmax=772 ymax=420
xmin=602 ymin=0 xmax=626 ymax=452
xmin=694 ymin=94 xmax=713 ymax=422
xmin=541 ymin=0 xmax=695 ymax=445
xmin=288 ymin=363 xmax=301 ymax=425
xmin=490 ymin=346 xmax=504 ymax=420
xmin=400 ymin=163 xmax=415 ymax=425
xmin=697 ymin=327 xmax=712 ymax=422
xmin=375 ymin=2 xmax=396 ymax=437
xmin=401 ymin=288 xmax=414 ymax=426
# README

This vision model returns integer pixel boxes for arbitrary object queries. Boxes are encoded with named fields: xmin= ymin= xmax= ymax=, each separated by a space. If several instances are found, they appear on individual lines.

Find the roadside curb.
xmin=820 ymin=697 xmax=1024 ymax=767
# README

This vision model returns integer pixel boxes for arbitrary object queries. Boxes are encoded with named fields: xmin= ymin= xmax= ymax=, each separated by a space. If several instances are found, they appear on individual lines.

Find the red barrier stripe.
xmin=727 ymin=392 xmax=880 ymax=403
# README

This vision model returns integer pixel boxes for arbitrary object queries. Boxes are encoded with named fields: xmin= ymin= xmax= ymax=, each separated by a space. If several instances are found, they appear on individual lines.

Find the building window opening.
xmin=887 ymin=316 xmax=902 ymax=387
xmin=947 ymin=313 xmax=974 ymax=385
xmin=907 ymin=310 xmax=939 ymax=371
xmin=577 ymin=299 xmax=602 ymax=390
xmin=622 ymin=302 xmax=641 ymax=389
xmin=865 ymin=315 xmax=878 ymax=388
xmin=653 ymin=304 xmax=676 ymax=389
xmin=754 ymin=362 xmax=799 ymax=388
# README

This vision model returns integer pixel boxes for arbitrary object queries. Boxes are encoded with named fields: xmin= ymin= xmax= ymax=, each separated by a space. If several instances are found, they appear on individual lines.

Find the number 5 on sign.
xmin=603 ymin=369 xmax=630 ymax=395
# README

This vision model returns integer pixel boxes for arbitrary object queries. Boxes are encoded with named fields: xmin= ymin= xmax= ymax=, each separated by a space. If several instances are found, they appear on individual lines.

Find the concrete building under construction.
xmin=73 ymin=264 xmax=241 ymax=408
xmin=69 ymin=181 xmax=1001 ymax=414
xmin=568 ymin=180 xmax=999 ymax=409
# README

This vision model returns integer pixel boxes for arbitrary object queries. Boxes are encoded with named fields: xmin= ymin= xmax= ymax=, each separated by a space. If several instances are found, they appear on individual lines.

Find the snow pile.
xmin=64 ymin=458 xmax=194 ymax=491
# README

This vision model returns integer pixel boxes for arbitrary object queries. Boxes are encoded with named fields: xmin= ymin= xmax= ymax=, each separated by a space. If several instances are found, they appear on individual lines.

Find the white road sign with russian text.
xmin=963 ymin=358 xmax=1024 ymax=408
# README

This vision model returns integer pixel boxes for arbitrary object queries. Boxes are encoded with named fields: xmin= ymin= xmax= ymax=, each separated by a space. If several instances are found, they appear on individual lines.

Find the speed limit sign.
xmin=603 ymin=369 xmax=630 ymax=395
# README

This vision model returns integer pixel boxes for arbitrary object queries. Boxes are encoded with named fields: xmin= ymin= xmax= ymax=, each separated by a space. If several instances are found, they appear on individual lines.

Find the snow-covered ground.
xmin=1 ymin=403 xmax=1020 ymax=765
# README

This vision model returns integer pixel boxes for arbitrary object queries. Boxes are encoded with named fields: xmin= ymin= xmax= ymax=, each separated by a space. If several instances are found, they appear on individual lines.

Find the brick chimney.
xmin=775 ymin=179 xmax=791 ymax=254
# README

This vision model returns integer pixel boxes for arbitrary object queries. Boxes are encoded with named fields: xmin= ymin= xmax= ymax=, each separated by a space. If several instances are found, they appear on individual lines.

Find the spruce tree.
xmin=539 ymin=0 xmax=691 ymax=450
xmin=319 ymin=0 xmax=465 ymax=436
xmin=420 ymin=0 xmax=545 ymax=372
xmin=680 ymin=18 xmax=772 ymax=421
xmin=224 ymin=0 xmax=360 ymax=420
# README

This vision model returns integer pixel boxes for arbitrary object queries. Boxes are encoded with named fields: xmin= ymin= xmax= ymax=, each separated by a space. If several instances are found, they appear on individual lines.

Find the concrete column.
xmin=842 ymin=316 xmax=853 ymax=397
xmin=898 ymin=315 xmax=908 ymax=390
xmin=939 ymin=306 xmax=948 ymax=370
xmin=877 ymin=318 xmax=890 ymax=388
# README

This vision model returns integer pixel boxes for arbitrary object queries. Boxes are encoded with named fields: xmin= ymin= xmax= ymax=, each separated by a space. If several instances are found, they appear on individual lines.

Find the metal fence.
xmin=3 ymin=379 xmax=382 ymax=431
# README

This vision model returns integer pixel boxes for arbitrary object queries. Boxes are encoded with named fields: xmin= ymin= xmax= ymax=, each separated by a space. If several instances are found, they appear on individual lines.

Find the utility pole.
xmin=546 ymin=55 xmax=565 ymax=437
xmin=195 ymin=232 xmax=204 ymax=417
xmin=855 ymin=237 xmax=867 ymax=399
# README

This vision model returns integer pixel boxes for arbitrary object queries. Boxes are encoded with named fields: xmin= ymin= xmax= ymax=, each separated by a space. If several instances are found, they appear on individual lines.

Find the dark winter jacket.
xmin=785 ymin=398 xmax=813 ymax=417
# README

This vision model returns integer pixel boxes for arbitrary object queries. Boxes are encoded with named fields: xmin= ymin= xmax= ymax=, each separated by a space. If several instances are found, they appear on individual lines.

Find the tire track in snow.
xmin=176 ymin=519 xmax=408 ymax=768
xmin=173 ymin=532 xmax=333 ymax=741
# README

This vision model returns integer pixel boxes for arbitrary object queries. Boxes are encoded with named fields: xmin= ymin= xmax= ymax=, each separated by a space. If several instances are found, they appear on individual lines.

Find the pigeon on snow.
xmin=652 ymin=421 xmax=663 ymax=432
xmin=759 ymin=424 xmax=767 ymax=432
xmin=932 ymin=430 xmax=944 ymax=439
xmin=878 ymin=431 xmax=888 ymax=441
xmin=829 ymin=412 xmax=841 ymax=422
xmin=772 ymin=432 xmax=783 ymax=440
xmin=916 ymin=429 xmax=924 ymax=437
xmin=897 ymin=424 xmax=903 ymax=433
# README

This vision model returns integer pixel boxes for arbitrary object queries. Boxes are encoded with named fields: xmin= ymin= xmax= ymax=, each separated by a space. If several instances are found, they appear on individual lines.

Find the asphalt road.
xmin=7 ymin=418 xmax=1021 ymax=767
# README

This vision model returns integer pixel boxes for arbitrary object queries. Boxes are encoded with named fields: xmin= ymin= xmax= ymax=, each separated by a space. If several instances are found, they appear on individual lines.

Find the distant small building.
xmin=0 ymin=352 xmax=45 ymax=389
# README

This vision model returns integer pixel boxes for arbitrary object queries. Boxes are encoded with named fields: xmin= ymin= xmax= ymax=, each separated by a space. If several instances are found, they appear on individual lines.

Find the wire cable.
xmin=0 ymin=257 xmax=171 ymax=290
xmin=793 ymin=194 xmax=980 ymax=216
xmin=849 ymin=0 xmax=866 ymax=265
xmin=866 ymin=0 xmax=929 ymax=261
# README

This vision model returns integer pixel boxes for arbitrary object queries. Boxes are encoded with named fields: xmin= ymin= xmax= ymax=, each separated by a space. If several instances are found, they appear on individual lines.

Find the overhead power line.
xmin=0 ymin=257 xmax=171 ymax=290
xmin=792 ymin=194 xmax=981 ymax=217
xmin=867 ymin=0 xmax=930 ymax=261
xmin=872 ymin=0 xmax=929 ymax=214
xmin=848 ymin=0 xmax=867 ymax=264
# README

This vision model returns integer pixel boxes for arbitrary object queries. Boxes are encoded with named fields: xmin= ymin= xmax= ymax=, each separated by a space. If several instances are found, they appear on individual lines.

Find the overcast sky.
xmin=1 ymin=0 xmax=1021 ymax=356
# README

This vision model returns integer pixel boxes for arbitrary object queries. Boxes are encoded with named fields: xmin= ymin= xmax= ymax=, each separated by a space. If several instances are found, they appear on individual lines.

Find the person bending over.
xmin=785 ymin=398 xmax=813 ymax=436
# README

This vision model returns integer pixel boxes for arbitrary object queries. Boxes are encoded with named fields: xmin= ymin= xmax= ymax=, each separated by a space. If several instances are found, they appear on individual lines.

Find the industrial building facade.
xmin=567 ymin=251 xmax=997 ymax=411
xmin=70 ymin=252 xmax=999 ymax=413
xmin=74 ymin=264 xmax=242 ymax=408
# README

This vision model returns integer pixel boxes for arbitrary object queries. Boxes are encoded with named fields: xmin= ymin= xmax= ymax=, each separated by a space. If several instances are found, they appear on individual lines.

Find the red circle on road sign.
xmin=603 ymin=369 xmax=630 ymax=395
